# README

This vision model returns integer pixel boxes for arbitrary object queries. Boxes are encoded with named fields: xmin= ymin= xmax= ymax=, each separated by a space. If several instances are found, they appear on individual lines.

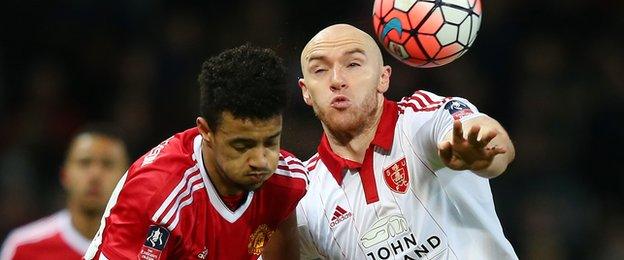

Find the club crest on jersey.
xmin=139 ymin=225 xmax=170 ymax=260
xmin=248 ymin=224 xmax=274 ymax=255
xmin=383 ymin=158 xmax=409 ymax=194
xmin=444 ymin=100 xmax=473 ymax=120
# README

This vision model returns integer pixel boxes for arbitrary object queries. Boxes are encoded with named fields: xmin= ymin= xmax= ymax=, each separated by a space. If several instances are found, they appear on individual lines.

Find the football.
xmin=373 ymin=0 xmax=482 ymax=68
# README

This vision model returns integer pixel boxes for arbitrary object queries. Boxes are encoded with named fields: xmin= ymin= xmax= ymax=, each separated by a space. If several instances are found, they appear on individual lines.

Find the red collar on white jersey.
xmin=317 ymin=99 xmax=399 ymax=203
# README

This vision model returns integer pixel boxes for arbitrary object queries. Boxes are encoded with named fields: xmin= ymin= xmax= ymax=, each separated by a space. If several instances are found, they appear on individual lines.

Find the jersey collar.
xmin=317 ymin=99 xmax=399 ymax=185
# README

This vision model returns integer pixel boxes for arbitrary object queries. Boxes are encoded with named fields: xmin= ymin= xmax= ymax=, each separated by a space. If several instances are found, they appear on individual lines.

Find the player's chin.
xmin=327 ymin=114 xmax=360 ymax=132
xmin=242 ymin=175 xmax=271 ymax=191
xmin=241 ymin=181 xmax=265 ymax=192
xmin=79 ymin=201 xmax=106 ymax=215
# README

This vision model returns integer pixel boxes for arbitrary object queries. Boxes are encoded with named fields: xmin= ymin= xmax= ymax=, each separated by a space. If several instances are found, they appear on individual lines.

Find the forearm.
xmin=262 ymin=212 xmax=300 ymax=260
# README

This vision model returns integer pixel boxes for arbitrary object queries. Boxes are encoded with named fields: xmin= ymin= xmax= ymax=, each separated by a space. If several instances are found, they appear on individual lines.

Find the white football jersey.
xmin=297 ymin=91 xmax=518 ymax=260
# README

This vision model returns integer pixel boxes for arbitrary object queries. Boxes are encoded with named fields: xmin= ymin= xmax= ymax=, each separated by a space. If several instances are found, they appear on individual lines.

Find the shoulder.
xmin=250 ymin=150 xmax=308 ymax=222
xmin=270 ymin=150 xmax=308 ymax=190
xmin=135 ymin=128 xmax=198 ymax=173
xmin=112 ymin=129 xmax=203 ymax=224
xmin=298 ymin=154 xmax=328 ymax=199
xmin=1 ymin=211 xmax=65 ymax=258
xmin=397 ymin=90 xmax=449 ymax=114
xmin=260 ymin=150 xmax=308 ymax=201
xmin=126 ymin=128 xmax=199 ymax=190
xmin=398 ymin=90 xmax=480 ymax=115
xmin=397 ymin=90 xmax=481 ymax=127
xmin=301 ymin=153 xmax=328 ymax=188
xmin=305 ymin=153 xmax=321 ymax=172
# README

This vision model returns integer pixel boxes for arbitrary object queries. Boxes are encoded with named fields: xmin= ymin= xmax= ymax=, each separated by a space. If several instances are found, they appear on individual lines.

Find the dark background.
xmin=0 ymin=0 xmax=622 ymax=258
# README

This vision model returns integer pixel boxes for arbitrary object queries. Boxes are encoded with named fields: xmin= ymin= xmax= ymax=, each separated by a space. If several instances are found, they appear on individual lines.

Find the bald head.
xmin=300 ymin=24 xmax=384 ymax=75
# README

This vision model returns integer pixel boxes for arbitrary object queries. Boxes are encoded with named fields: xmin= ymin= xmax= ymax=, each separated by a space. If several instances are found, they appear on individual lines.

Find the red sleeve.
xmin=268 ymin=150 xmax=308 ymax=224
xmin=90 ymin=165 xmax=181 ymax=260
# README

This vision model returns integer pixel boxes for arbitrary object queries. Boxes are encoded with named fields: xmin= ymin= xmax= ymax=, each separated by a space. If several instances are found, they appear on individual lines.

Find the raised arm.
xmin=438 ymin=116 xmax=515 ymax=178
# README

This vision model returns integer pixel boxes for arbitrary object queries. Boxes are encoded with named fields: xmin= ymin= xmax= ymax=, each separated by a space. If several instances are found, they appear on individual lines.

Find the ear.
xmin=298 ymin=78 xmax=313 ymax=106
xmin=377 ymin=65 xmax=392 ymax=94
xmin=60 ymin=167 xmax=69 ymax=190
xmin=196 ymin=117 xmax=214 ymax=148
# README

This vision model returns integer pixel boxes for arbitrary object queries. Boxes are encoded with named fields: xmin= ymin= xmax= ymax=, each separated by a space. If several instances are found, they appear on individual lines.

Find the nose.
xmin=86 ymin=162 xmax=106 ymax=179
xmin=248 ymin=148 xmax=269 ymax=170
xmin=329 ymin=67 xmax=347 ymax=92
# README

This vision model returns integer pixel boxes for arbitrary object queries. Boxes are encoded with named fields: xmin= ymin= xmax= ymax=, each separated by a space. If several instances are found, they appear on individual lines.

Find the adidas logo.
xmin=330 ymin=206 xmax=352 ymax=228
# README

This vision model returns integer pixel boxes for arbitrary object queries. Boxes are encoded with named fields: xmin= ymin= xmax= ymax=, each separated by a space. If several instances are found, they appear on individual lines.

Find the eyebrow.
xmin=307 ymin=54 xmax=326 ymax=63
xmin=266 ymin=132 xmax=281 ymax=140
xmin=344 ymin=48 xmax=366 ymax=57
xmin=307 ymin=47 xmax=367 ymax=64
xmin=229 ymin=131 xmax=281 ymax=144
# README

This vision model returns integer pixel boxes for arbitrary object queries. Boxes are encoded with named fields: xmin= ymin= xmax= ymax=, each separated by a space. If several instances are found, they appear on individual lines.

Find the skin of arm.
xmin=262 ymin=211 xmax=300 ymax=260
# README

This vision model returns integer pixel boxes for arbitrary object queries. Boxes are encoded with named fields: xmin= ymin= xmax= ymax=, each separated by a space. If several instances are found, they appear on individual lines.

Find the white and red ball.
xmin=373 ymin=0 xmax=482 ymax=68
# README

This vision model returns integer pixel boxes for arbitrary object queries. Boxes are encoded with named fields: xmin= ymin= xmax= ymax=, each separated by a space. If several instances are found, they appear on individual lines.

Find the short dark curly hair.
xmin=198 ymin=44 xmax=288 ymax=131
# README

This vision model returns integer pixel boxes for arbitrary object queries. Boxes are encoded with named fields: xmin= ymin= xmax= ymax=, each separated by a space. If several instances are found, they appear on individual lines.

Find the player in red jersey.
xmin=0 ymin=124 xmax=130 ymax=260
xmin=85 ymin=44 xmax=308 ymax=260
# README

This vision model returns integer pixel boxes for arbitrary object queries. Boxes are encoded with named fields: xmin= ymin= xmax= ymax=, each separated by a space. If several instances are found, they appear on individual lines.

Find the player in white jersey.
xmin=295 ymin=24 xmax=517 ymax=259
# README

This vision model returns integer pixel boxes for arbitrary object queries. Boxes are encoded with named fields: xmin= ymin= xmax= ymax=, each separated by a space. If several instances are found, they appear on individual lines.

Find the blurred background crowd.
xmin=0 ymin=0 xmax=622 ymax=259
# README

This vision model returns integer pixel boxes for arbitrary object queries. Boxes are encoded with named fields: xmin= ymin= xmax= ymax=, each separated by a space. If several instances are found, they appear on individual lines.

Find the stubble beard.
xmin=314 ymin=91 xmax=379 ymax=139
xmin=77 ymin=198 xmax=106 ymax=218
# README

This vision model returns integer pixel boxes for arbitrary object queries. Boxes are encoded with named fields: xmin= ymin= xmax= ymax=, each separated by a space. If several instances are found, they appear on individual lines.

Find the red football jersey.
xmin=1 ymin=211 xmax=91 ymax=260
xmin=84 ymin=128 xmax=308 ymax=260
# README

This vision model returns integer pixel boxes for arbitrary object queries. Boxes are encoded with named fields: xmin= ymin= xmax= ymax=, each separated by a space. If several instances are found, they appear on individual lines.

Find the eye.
xmin=102 ymin=159 xmax=115 ymax=169
xmin=347 ymin=62 xmax=361 ymax=68
xmin=314 ymin=68 xmax=327 ymax=74
xmin=264 ymin=140 xmax=278 ymax=148
xmin=77 ymin=158 xmax=92 ymax=168
xmin=232 ymin=144 xmax=250 ymax=153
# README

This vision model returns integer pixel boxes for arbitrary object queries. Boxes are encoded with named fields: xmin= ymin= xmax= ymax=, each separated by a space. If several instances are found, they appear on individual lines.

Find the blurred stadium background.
xmin=0 ymin=0 xmax=622 ymax=258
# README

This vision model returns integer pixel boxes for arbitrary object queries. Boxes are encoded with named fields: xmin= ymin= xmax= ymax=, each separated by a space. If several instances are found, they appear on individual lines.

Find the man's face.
xmin=299 ymin=25 xmax=391 ymax=134
xmin=62 ymin=134 xmax=128 ymax=215
xmin=209 ymin=112 xmax=282 ymax=195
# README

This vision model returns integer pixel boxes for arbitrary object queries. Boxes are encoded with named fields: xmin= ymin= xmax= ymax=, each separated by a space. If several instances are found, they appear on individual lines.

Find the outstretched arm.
xmin=262 ymin=211 xmax=300 ymax=260
xmin=438 ymin=116 xmax=515 ymax=178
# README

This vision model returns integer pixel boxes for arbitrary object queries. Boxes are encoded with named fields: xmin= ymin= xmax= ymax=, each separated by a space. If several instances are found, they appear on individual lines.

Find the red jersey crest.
xmin=383 ymin=158 xmax=409 ymax=193
xmin=248 ymin=224 xmax=274 ymax=255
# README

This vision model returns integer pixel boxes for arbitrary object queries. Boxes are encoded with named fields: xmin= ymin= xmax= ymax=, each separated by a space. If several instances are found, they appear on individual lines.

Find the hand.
xmin=438 ymin=120 xmax=506 ymax=171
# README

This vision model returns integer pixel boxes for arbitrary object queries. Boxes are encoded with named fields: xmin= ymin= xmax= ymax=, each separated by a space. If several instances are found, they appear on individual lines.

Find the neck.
xmin=67 ymin=203 xmax=102 ymax=240
xmin=323 ymin=96 xmax=385 ymax=163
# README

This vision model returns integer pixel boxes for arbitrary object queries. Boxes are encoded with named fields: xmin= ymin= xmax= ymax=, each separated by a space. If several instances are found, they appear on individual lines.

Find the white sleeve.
xmin=414 ymin=96 xmax=485 ymax=170
xmin=296 ymin=202 xmax=323 ymax=259
xmin=0 ymin=231 xmax=17 ymax=260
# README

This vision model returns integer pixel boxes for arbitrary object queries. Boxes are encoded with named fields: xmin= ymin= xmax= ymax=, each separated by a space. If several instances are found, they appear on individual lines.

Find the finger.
xmin=467 ymin=125 xmax=481 ymax=146
xmin=479 ymin=130 xmax=499 ymax=147
xmin=452 ymin=120 xmax=463 ymax=143
xmin=485 ymin=145 xmax=506 ymax=156
xmin=438 ymin=141 xmax=453 ymax=165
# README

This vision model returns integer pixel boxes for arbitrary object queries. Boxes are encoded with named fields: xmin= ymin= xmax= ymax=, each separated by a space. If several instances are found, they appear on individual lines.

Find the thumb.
xmin=438 ymin=141 xmax=453 ymax=165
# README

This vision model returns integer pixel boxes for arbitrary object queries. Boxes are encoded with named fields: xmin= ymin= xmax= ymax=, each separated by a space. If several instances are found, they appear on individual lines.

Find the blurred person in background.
xmin=295 ymin=24 xmax=517 ymax=259
xmin=0 ymin=124 xmax=129 ymax=259
xmin=85 ymin=44 xmax=307 ymax=260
